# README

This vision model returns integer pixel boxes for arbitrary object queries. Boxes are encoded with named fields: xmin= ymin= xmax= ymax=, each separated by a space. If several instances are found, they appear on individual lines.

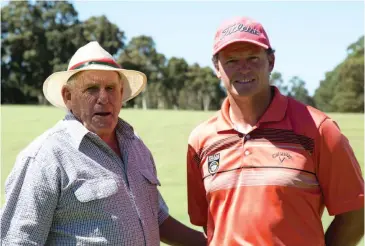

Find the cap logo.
xmin=220 ymin=23 xmax=260 ymax=41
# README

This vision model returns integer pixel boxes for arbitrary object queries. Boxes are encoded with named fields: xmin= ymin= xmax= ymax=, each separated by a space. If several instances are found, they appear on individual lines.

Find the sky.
xmin=71 ymin=1 xmax=364 ymax=95
xmin=9 ymin=1 xmax=365 ymax=96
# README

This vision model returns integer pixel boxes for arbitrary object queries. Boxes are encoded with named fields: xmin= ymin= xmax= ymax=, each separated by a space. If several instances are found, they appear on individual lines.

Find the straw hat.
xmin=43 ymin=41 xmax=147 ymax=109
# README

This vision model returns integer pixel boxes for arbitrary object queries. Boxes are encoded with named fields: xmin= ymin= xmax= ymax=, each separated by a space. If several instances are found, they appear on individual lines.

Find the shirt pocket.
xmin=140 ymin=169 xmax=160 ymax=217
xmin=74 ymin=178 xmax=119 ymax=203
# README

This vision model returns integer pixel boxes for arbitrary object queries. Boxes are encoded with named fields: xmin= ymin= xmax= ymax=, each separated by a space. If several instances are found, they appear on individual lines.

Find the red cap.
xmin=213 ymin=16 xmax=271 ymax=55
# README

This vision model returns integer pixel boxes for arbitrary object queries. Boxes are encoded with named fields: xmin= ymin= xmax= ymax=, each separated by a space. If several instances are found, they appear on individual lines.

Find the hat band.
xmin=69 ymin=59 xmax=121 ymax=70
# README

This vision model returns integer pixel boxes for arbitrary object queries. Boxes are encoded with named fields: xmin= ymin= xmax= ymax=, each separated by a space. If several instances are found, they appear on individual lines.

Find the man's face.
xmin=62 ymin=70 xmax=123 ymax=137
xmin=215 ymin=42 xmax=274 ymax=98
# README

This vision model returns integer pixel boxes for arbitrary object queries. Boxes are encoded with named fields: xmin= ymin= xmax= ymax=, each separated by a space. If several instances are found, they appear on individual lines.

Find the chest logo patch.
xmin=208 ymin=153 xmax=220 ymax=174
xmin=272 ymin=152 xmax=292 ymax=163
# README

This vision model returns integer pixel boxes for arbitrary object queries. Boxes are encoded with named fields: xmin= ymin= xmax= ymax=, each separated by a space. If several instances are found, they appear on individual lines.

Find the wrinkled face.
xmin=215 ymin=42 xmax=275 ymax=98
xmin=62 ymin=70 xmax=123 ymax=137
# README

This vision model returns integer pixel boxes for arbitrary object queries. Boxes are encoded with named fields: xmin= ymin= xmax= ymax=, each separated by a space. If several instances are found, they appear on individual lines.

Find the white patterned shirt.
xmin=1 ymin=112 xmax=169 ymax=245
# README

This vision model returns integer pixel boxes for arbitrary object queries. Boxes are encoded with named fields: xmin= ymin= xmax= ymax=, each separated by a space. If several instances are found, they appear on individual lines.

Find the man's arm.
xmin=325 ymin=208 xmax=364 ymax=246
xmin=316 ymin=119 xmax=364 ymax=246
xmin=186 ymin=143 xmax=209 ymax=226
xmin=155 ymin=191 xmax=206 ymax=245
xmin=159 ymin=216 xmax=207 ymax=246
xmin=1 ymin=156 xmax=59 ymax=244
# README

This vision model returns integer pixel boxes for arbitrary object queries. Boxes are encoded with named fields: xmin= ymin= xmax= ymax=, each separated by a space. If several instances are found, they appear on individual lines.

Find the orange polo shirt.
xmin=187 ymin=87 xmax=364 ymax=246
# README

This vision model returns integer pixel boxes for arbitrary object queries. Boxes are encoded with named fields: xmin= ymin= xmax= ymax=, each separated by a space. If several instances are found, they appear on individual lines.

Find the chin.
xmin=91 ymin=122 xmax=116 ymax=134
xmin=234 ymin=84 xmax=268 ymax=97
xmin=99 ymin=123 xmax=116 ymax=131
xmin=233 ymin=88 xmax=259 ymax=97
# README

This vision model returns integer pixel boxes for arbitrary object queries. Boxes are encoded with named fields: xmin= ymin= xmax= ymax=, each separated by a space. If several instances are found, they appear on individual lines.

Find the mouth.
xmin=94 ymin=112 xmax=112 ymax=117
xmin=234 ymin=78 xmax=255 ymax=84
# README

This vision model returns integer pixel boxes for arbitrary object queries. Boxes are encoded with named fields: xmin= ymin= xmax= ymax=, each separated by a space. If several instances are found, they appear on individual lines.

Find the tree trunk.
xmin=142 ymin=89 xmax=148 ymax=110
xmin=203 ymin=95 xmax=211 ymax=111
xmin=37 ymin=94 xmax=48 ymax=105
xmin=157 ymin=97 xmax=165 ymax=109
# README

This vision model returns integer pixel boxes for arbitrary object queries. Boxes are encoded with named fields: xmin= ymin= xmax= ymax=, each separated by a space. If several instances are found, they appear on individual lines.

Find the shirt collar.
xmin=215 ymin=86 xmax=288 ymax=133
xmin=62 ymin=111 xmax=135 ymax=149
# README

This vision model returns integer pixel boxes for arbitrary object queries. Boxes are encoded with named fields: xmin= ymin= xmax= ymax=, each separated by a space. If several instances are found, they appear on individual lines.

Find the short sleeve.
xmin=316 ymin=119 xmax=364 ymax=216
xmin=157 ymin=191 xmax=170 ymax=225
xmin=187 ymin=131 xmax=208 ymax=226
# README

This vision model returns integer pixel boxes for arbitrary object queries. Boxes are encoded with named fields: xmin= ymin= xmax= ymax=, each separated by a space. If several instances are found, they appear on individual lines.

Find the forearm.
xmin=325 ymin=208 xmax=364 ymax=246
xmin=159 ymin=216 xmax=207 ymax=246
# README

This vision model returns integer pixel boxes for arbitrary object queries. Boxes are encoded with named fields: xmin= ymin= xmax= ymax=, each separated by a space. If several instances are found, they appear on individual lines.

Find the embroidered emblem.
xmin=208 ymin=153 xmax=220 ymax=174
xmin=220 ymin=23 xmax=260 ymax=41
xmin=272 ymin=152 xmax=292 ymax=163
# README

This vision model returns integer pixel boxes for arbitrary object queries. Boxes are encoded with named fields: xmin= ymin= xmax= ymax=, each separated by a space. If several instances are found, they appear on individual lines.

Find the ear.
xmin=214 ymin=61 xmax=222 ymax=79
xmin=61 ymin=85 xmax=73 ymax=110
xmin=268 ymin=53 xmax=275 ymax=72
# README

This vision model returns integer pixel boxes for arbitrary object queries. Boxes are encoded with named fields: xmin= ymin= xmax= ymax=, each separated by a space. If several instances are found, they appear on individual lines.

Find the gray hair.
xmin=66 ymin=71 xmax=124 ymax=86
xmin=66 ymin=72 xmax=84 ymax=86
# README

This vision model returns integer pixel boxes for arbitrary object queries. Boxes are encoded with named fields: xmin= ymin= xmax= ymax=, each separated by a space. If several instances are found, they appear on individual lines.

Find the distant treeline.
xmin=1 ymin=1 xmax=364 ymax=112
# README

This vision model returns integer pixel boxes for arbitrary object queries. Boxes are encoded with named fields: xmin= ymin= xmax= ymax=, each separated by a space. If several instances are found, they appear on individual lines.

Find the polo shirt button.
xmin=245 ymin=134 xmax=251 ymax=140
xmin=244 ymin=150 xmax=250 ymax=156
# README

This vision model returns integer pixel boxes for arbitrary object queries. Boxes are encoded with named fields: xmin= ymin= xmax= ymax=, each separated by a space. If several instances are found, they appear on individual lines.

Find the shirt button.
xmin=244 ymin=150 xmax=250 ymax=156
xmin=245 ymin=134 xmax=251 ymax=140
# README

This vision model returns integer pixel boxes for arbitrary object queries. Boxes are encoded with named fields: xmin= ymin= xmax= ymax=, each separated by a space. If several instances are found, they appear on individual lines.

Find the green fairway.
xmin=1 ymin=105 xmax=364 ymax=245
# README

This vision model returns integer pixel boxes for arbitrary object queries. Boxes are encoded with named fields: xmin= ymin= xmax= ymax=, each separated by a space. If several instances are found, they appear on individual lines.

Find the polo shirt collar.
xmin=215 ymin=86 xmax=288 ymax=133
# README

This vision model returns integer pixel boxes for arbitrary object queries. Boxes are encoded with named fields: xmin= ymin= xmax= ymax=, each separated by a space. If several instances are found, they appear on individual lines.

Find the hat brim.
xmin=43 ymin=64 xmax=147 ymax=109
xmin=213 ymin=38 xmax=269 ymax=55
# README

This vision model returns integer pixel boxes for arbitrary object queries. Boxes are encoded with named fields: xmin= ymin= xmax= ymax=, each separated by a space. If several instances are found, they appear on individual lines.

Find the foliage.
xmin=1 ymin=1 xmax=125 ymax=104
xmin=2 ymin=0 xmax=362 ymax=112
xmin=270 ymin=72 xmax=315 ymax=107
xmin=314 ymin=36 xmax=364 ymax=112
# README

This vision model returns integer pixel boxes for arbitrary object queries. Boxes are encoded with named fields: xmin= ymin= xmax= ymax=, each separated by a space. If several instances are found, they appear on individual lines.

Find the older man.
xmin=187 ymin=17 xmax=364 ymax=245
xmin=1 ymin=41 xmax=206 ymax=245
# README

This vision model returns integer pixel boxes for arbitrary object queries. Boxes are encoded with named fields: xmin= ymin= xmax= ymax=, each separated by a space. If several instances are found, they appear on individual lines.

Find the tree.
xmin=179 ymin=64 xmax=223 ymax=111
xmin=1 ymin=1 xmax=126 ymax=105
xmin=331 ymin=36 xmax=364 ymax=112
xmin=118 ymin=35 xmax=166 ymax=109
xmin=1 ymin=1 xmax=80 ymax=104
xmin=287 ymin=76 xmax=315 ymax=107
xmin=270 ymin=71 xmax=288 ymax=95
xmin=163 ymin=57 xmax=189 ymax=109
xmin=80 ymin=15 xmax=125 ymax=55
xmin=313 ymin=70 xmax=338 ymax=112
xmin=314 ymin=36 xmax=364 ymax=112
xmin=2 ymin=1 xmax=48 ymax=103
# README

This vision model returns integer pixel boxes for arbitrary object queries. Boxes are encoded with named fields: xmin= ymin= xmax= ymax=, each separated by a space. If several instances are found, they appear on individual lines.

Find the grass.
xmin=1 ymin=106 xmax=364 ymax=244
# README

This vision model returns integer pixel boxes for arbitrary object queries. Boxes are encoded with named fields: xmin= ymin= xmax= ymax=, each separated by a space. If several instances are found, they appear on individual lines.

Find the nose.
xmin=97 ymin=89 xmax=109 ymax=104
xmin=237 ymin=59 xmax=251 ymax=70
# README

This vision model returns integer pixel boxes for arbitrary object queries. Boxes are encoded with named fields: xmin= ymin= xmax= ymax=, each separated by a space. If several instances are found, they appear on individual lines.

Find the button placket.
xmin=238 ymin=128 xmax=258 ymax=168
xmin=240 ymin=132 xmax=252 ymax=168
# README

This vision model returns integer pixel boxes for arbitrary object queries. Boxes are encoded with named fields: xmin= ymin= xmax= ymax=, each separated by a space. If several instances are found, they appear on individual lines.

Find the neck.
xmin=99 ymin=132 xmax=116 ymax=145
xmin=99 ymin=130 xmax=121 ymax=157
xmin=228 ymin=87 xmax=273 ymax=133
